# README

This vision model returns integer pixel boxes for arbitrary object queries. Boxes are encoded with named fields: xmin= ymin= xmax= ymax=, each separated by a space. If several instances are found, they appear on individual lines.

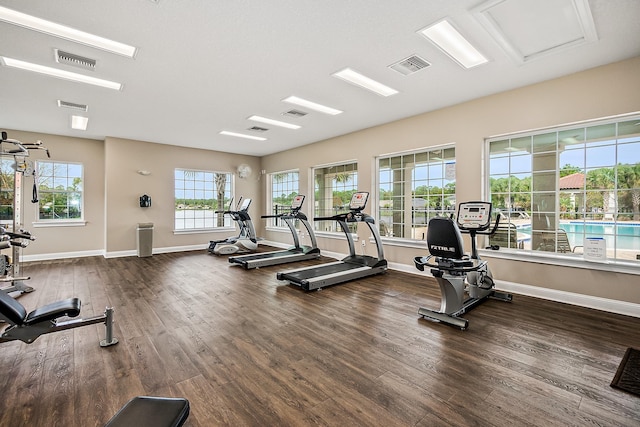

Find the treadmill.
xmin=228 ymin=195 xmax=320 ymax=269
xmin=276 ymin=191 xmax=387 ymax=291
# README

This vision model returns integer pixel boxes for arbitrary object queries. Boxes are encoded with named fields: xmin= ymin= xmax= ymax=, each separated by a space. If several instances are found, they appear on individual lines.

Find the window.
xmin=487 ymin=115 xmax=640 ymax=263
xmin=313 ymin=162 xmax=358 ymax=232
xmin=174 ymin=169 xmax=232 ymax=231
xmin=378 ymin=147 xmax=456 ymax=240
xmin=36 ymin=161 xmax=83 ymax=221
xmin=268 ymin=170 xmax=299 ymax=227
xmin=0 ymin=158 xmax=14 ymax=222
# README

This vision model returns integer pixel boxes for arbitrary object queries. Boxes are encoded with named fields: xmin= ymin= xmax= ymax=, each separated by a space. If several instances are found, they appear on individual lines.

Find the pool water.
xmin=518 ymin=222 xmax=640 ymax=251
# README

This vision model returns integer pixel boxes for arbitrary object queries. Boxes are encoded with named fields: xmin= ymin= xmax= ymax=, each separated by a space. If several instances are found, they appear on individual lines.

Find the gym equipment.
xmin=208 ymin=197 xmax=258 ymax=255
xmin=0 ymin=131 xmax=50 ymax=295
xmin=0 ymin=288 xmax=118 ymax=346
xmin=414 ymin=201 xmax=512 ymax=329
xmin=229 ymin=195 xmax=320 ymax=269
xmin=277 ymin=191 xmax=387 ymax=291
xmin=105 ymin=396 xmax=190 ymax=427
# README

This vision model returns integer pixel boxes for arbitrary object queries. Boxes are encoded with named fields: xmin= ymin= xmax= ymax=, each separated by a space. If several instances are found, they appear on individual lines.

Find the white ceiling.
xmin=1 ymin=0 xmax=639 ymax=157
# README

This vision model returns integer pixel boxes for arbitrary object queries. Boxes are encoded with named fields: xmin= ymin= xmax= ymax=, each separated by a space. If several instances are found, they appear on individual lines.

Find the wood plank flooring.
xmin=1 ymin=249 xmax=639 ymax=426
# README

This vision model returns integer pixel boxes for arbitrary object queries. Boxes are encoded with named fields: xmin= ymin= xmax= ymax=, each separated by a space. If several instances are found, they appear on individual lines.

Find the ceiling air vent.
xmin=389 ymin=55 xmax=431 ymax=75
xmin=282 ymin=109 xmax=308 ymax=118
xmin=55 ymin=49 xmax=96 ymax=71
xmin=248 ymin=126 xmax=269 ymax=132
xmin=57 ymin=100 xmax=88 ymax=112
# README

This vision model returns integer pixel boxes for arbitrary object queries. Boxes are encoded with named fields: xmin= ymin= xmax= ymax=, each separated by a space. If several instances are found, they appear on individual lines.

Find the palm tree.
xmin=214 ymin=173 xmax=227 ymax=227
xmin=586 ymin=167 xmax=615 ymax=219
xmin=617 ymin=163 xmax=640 ymax=220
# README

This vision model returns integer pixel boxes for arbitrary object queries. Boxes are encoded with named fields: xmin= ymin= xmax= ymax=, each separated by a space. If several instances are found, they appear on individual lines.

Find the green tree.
xmin=617 ymin=163 xmax=640 ymax=220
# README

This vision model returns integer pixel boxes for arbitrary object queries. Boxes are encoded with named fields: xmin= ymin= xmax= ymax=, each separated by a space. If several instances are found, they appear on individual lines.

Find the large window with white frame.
xmin=268 ymin=170 xmax=299 ymax=227
xmin=174 ymin=169 xmax=233 ymax=231
xmin=36 ymin=160 xmax=83 ymax=221
xmin=313 ymin=162 xmax=358 ymax=233
xmin=378 ymin=147 xmax=456 ymax=240
xmin=0 ymin=158 xmax=14 ymax=223
xmin=486 ymin=114 xmax=640 ymax=264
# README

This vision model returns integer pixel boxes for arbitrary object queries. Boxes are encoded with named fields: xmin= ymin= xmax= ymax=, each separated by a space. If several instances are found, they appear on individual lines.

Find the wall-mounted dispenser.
xmin=139 ymin=194 xmax=151 ymax=208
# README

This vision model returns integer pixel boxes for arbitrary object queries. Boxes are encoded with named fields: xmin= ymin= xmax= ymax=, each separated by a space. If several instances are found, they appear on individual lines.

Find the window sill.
xmin=173 ymin=227 xmax=235 ymax=235
xmin=32 ymin=220 xmax=86 ymax=228
xmin=479 ymin=247 xmax=640 ymax=276
xmin=265 ymin=226 xmax=291 ymax=233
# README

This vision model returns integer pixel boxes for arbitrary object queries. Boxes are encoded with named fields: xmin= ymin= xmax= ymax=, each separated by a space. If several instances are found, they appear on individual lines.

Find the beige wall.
xmin=261 ymin=56 xmax=640 ymax=304
xmin=104 ymin=137 xmax=261 ymax=254
xmin=5 ymin=130 xmax=105 ymax=256
xmin=3 ymin=132 xmax=261 ymax=257
xmin=5 ymin=56 xmax=639 ymax=307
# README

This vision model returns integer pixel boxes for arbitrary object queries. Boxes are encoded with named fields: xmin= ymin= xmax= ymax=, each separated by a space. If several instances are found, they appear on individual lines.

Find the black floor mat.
xmin=611 ymin=347 xmax=640 ymax=397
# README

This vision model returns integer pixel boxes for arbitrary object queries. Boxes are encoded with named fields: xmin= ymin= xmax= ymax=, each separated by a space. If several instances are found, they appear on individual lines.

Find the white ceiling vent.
xmin=55 ymin=49 xmax=96 ymax=71
xmin=389 ymin=55 xmax=431 ymax=75
xmin=248 ymin=126 xmax=269 ymax=132
xmin=282 ymin=109 xmax=308 ymax=118
xmin=57 ymin=100 xmax=88 ymax=112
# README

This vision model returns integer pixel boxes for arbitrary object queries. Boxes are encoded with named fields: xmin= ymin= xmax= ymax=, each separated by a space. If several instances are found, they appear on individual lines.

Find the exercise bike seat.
xmin=25 ymin=298 xmax=81 ymax=326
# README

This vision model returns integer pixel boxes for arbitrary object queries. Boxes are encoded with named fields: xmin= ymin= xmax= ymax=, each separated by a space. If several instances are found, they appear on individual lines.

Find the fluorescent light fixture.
xmin=332 ymin=68 xmax=398 ymax=97
xmin=71 ymin=115 xmax=88 ymax=130
xmin=219 ymin=131 xmax=267 ymax=141
xmin=282 ymin=96 xmax=342 ymax=115
xmin=0 ymin=6 xmax=137 ymax=57
xmin=418 ymin=20 xmax=488 ymax=69
xmin=248 ymin=115 xmax=301 ymax=130
xmin=1 ymin=56 xmax=122 ymax=90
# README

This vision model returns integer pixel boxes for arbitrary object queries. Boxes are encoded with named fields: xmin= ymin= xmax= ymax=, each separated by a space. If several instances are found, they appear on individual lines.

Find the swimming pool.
xmin=518 ymin=222 xmax=640 ymax=250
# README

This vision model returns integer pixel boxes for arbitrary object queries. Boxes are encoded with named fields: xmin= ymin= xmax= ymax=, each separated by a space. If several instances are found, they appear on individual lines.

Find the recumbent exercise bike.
xmin=414 ymin=201 xmax=512 ymax=330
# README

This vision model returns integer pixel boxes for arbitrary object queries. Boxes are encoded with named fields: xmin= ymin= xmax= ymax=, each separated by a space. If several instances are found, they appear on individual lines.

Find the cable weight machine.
xmin=0 ymin=131 xmax=50 ymax=295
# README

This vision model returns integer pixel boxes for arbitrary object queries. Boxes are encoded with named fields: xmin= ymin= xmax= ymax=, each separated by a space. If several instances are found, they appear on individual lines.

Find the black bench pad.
xmin=105 ymin=396 xmax=190 ymax=427
xmin=24 ymin=297 xmax=81 ymax=325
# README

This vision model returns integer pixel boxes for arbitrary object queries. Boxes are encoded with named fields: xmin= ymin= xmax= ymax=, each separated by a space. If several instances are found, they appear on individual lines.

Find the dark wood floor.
xmin=1 ymin=249 xmax=639 ymax=426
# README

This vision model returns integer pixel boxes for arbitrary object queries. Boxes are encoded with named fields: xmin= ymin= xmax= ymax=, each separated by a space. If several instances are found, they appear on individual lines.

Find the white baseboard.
xmin=22 ymin=249 xmax=105 ymax=261
xmin=22 ymin=246 xmax=640 ymax=318
xmin=389 ymin=260 xmax=640 ymax=318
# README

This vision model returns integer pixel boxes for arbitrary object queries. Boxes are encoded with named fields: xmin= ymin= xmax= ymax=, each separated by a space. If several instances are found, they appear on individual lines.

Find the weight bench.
xmin=0 ymin=290 xmax=118 ymax=346
xmin=105 ymin=396 xmax=190 ymax=427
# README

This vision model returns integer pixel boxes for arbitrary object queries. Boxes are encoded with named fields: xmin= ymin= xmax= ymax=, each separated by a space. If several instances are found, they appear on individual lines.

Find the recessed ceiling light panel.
xmin=71 ymin=115 xmax=88 ymax=130
xmin=418 ymin=19 xmax=488 ymax=69
xmin=282 ymin=96 xmax=342 ymax=115
xmin=1 ymin=56 xmax=122 ymax=90
xmin=219 ymin=131 xmax=267 ymax=141
xmin=0 ymin=6 xmax=137 ymax=58
xmin=332 ymin=68 xmax=398 ymax=97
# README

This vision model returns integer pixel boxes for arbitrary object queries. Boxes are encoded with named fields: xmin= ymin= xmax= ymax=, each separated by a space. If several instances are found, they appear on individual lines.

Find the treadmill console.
xmin=456 ymin=201 xmax=492 ymax=230
xmin=349 ymin=192 xmax=369 ymax=211
xmin=239 ymin=198 xmax=252 ymax=211
xmin=291 ymin=195 xmax=305 ymax=211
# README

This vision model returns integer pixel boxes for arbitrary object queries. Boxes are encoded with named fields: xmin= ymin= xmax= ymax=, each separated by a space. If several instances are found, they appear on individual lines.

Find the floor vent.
xmin=55 ymin=49 xmax=96 ymax=71
xmin=389 ymin=55 xmax=431 ymax=75
xmin=57 ymin=100 xmax=88 ymax=112
xmin=282 ymin=109 xmax=307 ymax=118
xmin=248 ymin=126 xmax=269 ymax=132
